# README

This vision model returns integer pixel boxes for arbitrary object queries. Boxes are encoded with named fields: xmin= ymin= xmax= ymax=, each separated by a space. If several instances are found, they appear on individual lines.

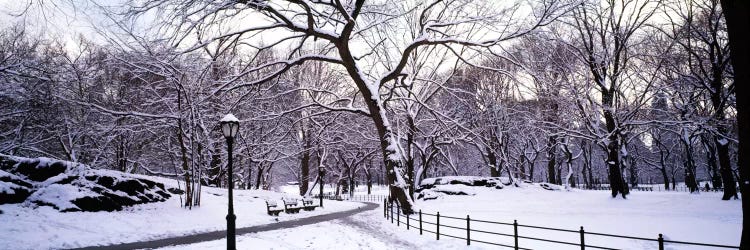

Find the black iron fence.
xmin=317 ymin=194 xmax=389 ymax=202
xmin=381 ymin=199 xmax=738 ymax=250
xmin=581 ymin=185 xmax=726 ymax=193
xmin=316 ymin=194 xmax=739 ymax=249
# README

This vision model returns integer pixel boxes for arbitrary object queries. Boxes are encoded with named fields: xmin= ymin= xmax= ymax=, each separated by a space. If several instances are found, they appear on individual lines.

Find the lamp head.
xmin=220 ymin=114 xmax=240 ymax=139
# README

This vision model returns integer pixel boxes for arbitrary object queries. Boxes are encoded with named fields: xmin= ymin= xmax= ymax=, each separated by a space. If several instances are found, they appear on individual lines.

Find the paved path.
xmin=336 ymin=210 xmax=419 ymax=249
xmin=73 ymin=202 xmax=379 ymax=250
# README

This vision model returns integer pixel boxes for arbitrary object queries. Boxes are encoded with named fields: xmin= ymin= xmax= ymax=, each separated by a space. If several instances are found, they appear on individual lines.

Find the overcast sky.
xmin=0 ymin=1 xmax=130 ymax=53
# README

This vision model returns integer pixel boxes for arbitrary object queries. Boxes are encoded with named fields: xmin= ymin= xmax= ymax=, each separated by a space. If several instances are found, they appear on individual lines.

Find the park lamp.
xmin=220 ymin=113 xmax=239 ymax=250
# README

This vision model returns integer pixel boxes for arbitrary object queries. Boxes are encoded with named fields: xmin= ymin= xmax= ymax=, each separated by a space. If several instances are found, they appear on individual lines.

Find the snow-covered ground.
xmin=407 ymin=183 xmax=741 ymax=249
xmin=0 ymin=176 xmax=364 ymax=250
xmin=158 ymin=183 xmax=741 ymax=250
xmin=1 ymin=177 xmax=740 ymax=250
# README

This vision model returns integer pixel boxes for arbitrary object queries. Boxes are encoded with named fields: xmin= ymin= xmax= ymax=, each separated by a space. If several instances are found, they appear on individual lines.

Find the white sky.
xmin=0 ymin=1 xmax=111 ymax=52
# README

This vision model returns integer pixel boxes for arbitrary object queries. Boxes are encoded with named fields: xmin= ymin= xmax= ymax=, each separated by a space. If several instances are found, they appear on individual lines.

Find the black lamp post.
xmin=319 ymin=165 xmax=326 ymax=208
xmin=220 ymin=114 xmax=239 ymax=250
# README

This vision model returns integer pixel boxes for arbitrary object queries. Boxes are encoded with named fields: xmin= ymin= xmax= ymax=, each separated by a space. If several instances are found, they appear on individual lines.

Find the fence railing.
xmin=580 ymin=185 xmax=726 ymax=193
xmin=380 ymin=198 xmax=739 ymax=250
xmin=316 ymin=194 xmax=389 ymax=202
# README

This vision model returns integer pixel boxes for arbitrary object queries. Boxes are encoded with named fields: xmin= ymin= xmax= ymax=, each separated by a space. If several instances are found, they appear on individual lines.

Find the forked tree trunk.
xmin=602 ymin=90 xmax=627 ymax=198
xmin=681 ymin=133 xmax=699 ymax=193
xmin=336 ymin=37 xmax=415 ymax=213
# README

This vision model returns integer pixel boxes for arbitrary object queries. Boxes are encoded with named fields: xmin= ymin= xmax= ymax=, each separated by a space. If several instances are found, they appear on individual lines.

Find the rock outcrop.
xmin=0 ymin=155 xmax=170 ymax=212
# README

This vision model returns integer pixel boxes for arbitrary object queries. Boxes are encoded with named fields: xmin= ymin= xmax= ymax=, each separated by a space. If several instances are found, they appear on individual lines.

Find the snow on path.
xmin=159 ymin=204 xmax=478 ymax=250
xmin=77 ymin=202 xmax=377 ymax=250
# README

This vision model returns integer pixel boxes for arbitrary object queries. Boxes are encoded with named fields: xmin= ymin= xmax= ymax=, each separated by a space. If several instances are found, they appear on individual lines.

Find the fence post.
xmin=397 ymin=203 xmax=400 ymax=226
xmin=580 ymin=226 xmax=585 ymax=250
xmin=466 ymin=215 xmax=471 ymax=245
xmin=419 ymin=210 xmax=423 ymax=235
xmin=383 ymin=198 xmax=386 ymax=218
xmin=658 ymin=234 xmax=664 ymax=250
xmin=407 ymin=212 xmax=410 ymax=230
xmin=437 ymin=212 xmax=440 ymax=240
xmin=513 ymin=220 xmax=519 ymax=250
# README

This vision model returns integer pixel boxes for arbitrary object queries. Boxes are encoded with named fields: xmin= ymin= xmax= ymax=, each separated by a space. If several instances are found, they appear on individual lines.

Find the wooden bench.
xmin=302 ymin=198 xmax=316 ymax=211
xmin=265 ymin=200 xmax=283 ymax=216
xmin=282 ymin=198 xmax=301 ymax=214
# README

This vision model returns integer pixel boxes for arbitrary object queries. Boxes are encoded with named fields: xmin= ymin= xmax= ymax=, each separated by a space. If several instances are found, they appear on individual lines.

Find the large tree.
xmin=124 ymin=0 xmax=568 ymax=213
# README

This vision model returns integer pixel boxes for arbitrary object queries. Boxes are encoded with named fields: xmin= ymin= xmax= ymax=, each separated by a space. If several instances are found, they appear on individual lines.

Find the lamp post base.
xmin=227 ymin=213 xmax=236 ymax=250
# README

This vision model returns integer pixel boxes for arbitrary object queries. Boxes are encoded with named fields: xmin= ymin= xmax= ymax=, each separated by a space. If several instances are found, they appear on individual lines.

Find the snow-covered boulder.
xmin=417 ymin=176 xmax=508 ymax=192
xmin=0 ymin=154 xmax=171 ymax=212
xmin=415 ymin=176 xmax=509 ymax=200
xmin=538 ymin=183 xmax=564 ymax=191
xmin=0 ymin=170 xmax=33 ymax=204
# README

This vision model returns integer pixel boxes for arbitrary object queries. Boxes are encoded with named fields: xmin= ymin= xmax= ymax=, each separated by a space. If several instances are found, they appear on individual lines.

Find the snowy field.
xmin=157 ymin=183 xmax=741 ymax=250
xmin=406 ymin=183 xmax=741 ymax=249
xmin=0 ymin=177 xmax=740 ymax=250
xmin=0 ymin=176 xmax=364 ymax=250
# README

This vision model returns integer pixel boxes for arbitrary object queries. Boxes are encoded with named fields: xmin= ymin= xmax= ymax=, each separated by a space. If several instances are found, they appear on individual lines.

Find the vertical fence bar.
xmin=383 ymin=198 xmax=386 ymax=218
xmin=397 ymin=204 xmax=400 ymax=226
xmin=466 ymin=215 xmax=471 ymax=245
xmin=580 ymin=226 xmax=585 ymax=250
xmin=437 ymin=212 xmax=441 ymax=240
xmin=513 ymin=220 xmax=519 ymax=250
xmin=390 ymin=202 xmax=394 ymax=223
xmin=419 ymin=210 xmax=423 ymax=235
xmin=658 ymin=234 xmax=664 ymax=250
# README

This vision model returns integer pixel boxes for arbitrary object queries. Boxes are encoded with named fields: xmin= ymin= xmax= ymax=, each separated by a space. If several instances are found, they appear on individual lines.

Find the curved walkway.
xmin=73 ymin=202 xmax=379 ymax=250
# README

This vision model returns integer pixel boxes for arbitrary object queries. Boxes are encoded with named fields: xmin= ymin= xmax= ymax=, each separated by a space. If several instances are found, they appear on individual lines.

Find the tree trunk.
xmin=176 ymin=91 xmax=192 ymax=208
xmin=366 ymin=171 xmax=372 ymax=195
xmin=300 ymin=145 xmax=311 ymax=195
xmin=718 ymin=1 xmax=749 ymax=246
xmin=337 ymin=28 xmax=414 ymax=213
xmin=628 ymin=155 xmax=638 ymax=188
xmin=519 ymin=153 xmax=527 ymax=180
xmin=682 ymin=136 xmax=699 ymax=193
xmin=488 ymin=148 xmax=500 ymax=177
xmin=580 ymin=141 xmax=589 ymax=188
xmin=246 ymin=160 xmax=253 ymax=190
xmin=547 ymin=136 xmax=557 ymax=183
xmin=602 ymin=90 xmax=626 ymax=198
xmin=704 ymin=138 xmax=723 ymax=189
xmin=406 ymin=115 xmax=416 ymax=199
xmin=254 ymin=165 xmax=264 ymax=190
xmin=660 ymin=167 xmax=670 ymax=191
xmin=562 ymin=142 xmax=573 ymax=189
xmin=529 ymin=159 xmax=536 ymax=183
xmin=717 ymin=137 xmax=738 ymax=199
xmin=209 ymin=153 xmax=221 ymax=187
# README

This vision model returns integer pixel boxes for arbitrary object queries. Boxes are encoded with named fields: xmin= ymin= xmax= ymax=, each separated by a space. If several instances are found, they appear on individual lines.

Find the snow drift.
xmin=0 ymin=154 xmax=171 ymax=212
